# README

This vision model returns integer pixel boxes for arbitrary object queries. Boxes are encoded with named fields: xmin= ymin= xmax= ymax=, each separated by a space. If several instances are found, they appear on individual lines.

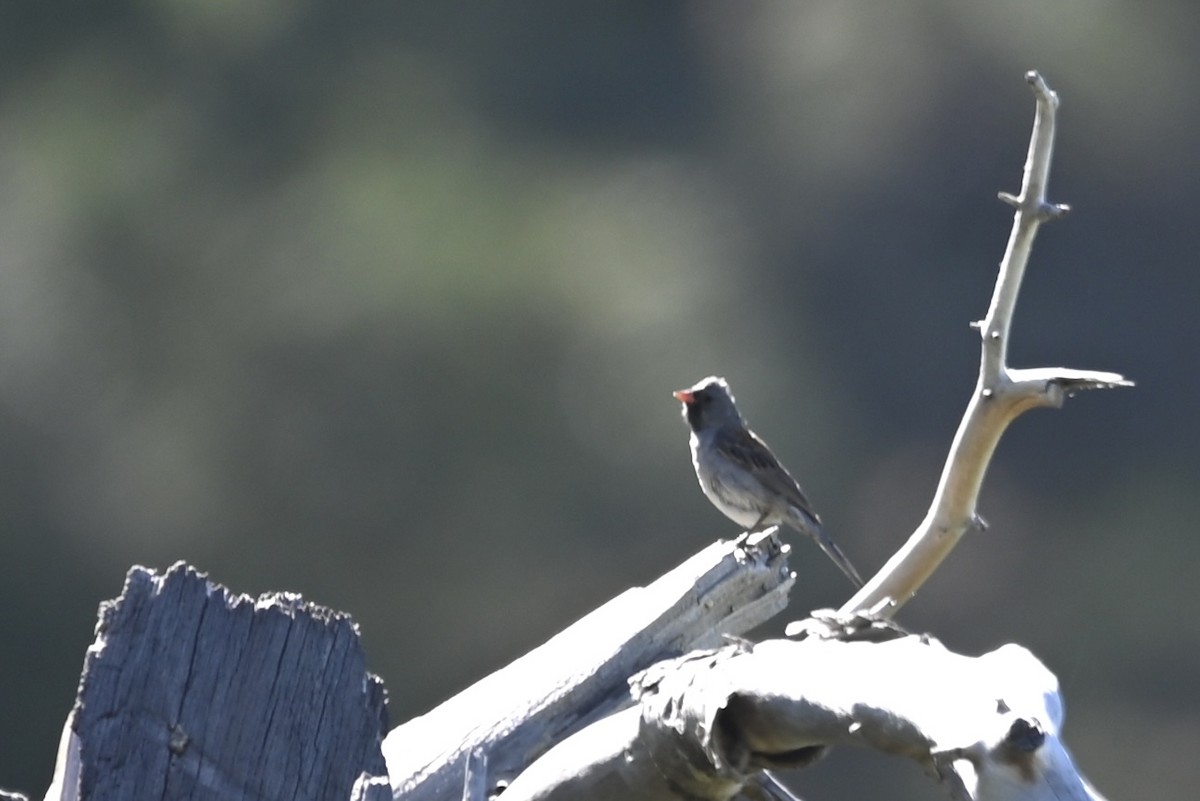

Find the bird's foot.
xmin=732 ymin=525 xmax=781 ymax=550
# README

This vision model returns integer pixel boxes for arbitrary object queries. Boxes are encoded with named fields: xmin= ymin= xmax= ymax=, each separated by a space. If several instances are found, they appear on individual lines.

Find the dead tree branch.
xmin=384 ymin=532 xmax=794 ymax=801
xmin=828 ymin=71 xmax=1132 ymax=621
xmin=500 ymin=636 xmax=1106 ymax=801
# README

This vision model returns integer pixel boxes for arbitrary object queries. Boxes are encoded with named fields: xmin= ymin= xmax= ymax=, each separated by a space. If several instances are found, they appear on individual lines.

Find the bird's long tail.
xmin=786 ymin=507 xmax=864 ymax=588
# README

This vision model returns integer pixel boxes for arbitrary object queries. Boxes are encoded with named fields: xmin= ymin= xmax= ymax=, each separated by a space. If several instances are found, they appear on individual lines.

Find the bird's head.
xmin=673 ymin=376 xmax=744 ymax=432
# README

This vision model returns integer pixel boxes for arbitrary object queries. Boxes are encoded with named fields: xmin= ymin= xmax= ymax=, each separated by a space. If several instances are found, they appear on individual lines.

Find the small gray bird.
xmin=673 ymin=376 xmax=864 ymax=588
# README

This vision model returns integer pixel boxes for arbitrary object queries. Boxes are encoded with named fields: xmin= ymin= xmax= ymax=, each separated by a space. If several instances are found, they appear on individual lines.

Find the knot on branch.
xmin=1025 ymin=70 xmax=1059 ymax=108
xmin=632 ymin=645 xmax=758 ymax=795
xmin=996 ymin=192 xmax=1071 ymax=221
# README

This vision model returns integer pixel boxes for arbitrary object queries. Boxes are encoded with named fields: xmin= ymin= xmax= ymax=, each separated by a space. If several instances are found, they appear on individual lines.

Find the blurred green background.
xmin=1 ymin=2 xmax=1196 ymax=798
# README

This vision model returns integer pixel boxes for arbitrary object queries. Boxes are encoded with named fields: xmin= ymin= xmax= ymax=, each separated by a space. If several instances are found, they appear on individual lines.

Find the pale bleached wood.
xmin=824 ymin=71 xmax=1132 ymax=623
xmin=499 ymin=636 xmax=1106 ymax=801
xmin=384 ymin=532 xmax=794 ymax=801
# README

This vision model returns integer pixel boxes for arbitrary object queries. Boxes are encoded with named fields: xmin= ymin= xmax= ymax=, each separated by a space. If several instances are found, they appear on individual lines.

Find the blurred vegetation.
xmin=1 ymin=2 xmax=1197 ymax=798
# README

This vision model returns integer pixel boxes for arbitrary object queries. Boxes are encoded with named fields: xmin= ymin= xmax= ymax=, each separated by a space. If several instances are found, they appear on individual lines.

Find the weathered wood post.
xmin=40 ymin=562 xmax=390 ymax=801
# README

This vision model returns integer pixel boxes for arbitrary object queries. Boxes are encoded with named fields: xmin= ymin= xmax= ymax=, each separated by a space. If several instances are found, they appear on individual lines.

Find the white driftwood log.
xmin=384 ymin=532 xmax=795 ymax=801
xmin=499 ymin=636 xmax=1104 ymax=801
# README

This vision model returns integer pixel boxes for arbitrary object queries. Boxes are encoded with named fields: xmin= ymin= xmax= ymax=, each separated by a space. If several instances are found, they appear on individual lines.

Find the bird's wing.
xmin=716 ymin=426 xmax=821 ymax=523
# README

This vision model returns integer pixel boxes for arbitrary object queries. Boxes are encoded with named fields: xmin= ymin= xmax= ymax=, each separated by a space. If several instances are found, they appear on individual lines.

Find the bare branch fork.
xmin=832 ymin=70 xmax=1133 ymax=621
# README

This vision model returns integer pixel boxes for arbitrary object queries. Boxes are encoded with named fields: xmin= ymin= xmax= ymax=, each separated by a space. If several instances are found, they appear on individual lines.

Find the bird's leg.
xmin=734 ymin=512 xmax=772 ymax=547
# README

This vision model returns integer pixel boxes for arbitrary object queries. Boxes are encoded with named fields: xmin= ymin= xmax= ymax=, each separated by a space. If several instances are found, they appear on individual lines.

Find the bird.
xmin=673 ymin=376 xmax=864 ymax=588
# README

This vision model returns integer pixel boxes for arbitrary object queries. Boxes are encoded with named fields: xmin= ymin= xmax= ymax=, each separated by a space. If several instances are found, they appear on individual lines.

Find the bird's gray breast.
xmin=690 ymin=430 xmax=768 ymax=528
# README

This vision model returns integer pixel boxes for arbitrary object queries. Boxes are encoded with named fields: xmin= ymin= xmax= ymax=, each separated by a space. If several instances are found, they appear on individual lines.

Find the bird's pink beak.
xmin=673 ymin=389 xmax=693 ymax=404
